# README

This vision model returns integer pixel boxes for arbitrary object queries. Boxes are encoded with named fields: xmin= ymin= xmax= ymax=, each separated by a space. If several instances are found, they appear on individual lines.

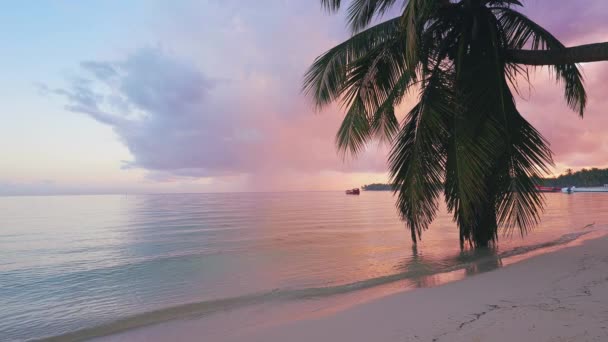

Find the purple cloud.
xmin=51 ymin=46 xmax=388 ymax=182
xmin=47 ymin=0 xmax=608 ymax=187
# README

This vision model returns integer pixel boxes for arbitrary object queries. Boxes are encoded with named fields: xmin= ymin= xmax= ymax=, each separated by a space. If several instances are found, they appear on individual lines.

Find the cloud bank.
xmin=50 ymin=44 xmax=387 ymax=185
xmin=49 ymin=0 xmax=608 ymax=190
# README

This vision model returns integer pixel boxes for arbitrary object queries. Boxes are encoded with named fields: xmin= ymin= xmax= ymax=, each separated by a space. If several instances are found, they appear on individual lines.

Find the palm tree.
xmin=304 ymin=0 xmax=607 ymax=248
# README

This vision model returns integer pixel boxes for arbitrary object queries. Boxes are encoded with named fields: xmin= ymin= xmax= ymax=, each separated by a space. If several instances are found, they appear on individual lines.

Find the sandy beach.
xmin=103 ymin=233 xmax=608 ymax=342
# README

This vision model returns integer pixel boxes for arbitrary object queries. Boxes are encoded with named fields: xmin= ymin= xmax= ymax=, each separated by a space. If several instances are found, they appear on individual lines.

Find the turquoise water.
xmin=1 ymin=192 xmax=607 ymax=341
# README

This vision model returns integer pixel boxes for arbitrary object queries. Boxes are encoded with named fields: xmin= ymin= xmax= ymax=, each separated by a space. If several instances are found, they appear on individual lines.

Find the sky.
xmin=1 ymin=0 xmax=608 ymax=195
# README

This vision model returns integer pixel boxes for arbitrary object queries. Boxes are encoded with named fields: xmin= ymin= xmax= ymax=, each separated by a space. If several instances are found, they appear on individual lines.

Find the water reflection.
xmin=458 ymin=247 xmax=503 ymax=275
xmin=3 ymin=192 xmax=608 ymax=341
xmin=399 ymin=244 xmax=504 ymax=289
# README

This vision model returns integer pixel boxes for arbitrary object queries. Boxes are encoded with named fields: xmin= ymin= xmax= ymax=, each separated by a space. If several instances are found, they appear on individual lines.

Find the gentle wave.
xmin=35 ymin=229 xmax=598 ymax=342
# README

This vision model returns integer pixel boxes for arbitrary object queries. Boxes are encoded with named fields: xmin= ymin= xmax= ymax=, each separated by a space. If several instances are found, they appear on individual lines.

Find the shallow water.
xmin=1 ymin=192 xmax=607 ymax=341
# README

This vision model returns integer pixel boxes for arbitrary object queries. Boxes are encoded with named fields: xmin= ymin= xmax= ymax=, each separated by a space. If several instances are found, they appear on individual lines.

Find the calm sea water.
xmin=1 ymin=192 xmax=608 ymax=341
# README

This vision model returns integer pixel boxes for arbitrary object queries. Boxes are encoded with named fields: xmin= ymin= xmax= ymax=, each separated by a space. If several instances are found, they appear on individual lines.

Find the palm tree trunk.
xmin=508 ymin=42 xmax=608 ymax=65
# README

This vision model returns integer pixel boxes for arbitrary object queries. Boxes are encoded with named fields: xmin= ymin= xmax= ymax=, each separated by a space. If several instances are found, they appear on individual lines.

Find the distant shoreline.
xmin=361 ymin=183 xmax=394 ymax=191
xmin=361 ymin=168 xmax=608 ymax=191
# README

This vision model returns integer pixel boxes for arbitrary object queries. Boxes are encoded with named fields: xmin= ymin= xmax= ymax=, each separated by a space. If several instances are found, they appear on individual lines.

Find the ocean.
xmin=1 ymin=192 xmax=607 ymax=341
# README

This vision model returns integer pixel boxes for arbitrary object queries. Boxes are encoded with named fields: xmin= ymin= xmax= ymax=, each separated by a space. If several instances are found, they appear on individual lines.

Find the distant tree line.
xmin=539 ymin=168 xmax=608 ymax=187
xmin=363 ymin=168 xmax=608 ymax=191
xmin=361 ymin=183 xmax=396 ymax=191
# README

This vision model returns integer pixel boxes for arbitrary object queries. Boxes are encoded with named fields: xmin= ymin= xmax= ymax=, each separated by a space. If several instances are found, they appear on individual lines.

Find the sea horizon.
xmin=0 ymin=190 xmax=367 ymax=198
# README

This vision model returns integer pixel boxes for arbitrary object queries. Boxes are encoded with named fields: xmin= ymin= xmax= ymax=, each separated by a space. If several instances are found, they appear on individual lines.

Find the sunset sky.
xmin=1 ymin=1 xmax=608 ymax=195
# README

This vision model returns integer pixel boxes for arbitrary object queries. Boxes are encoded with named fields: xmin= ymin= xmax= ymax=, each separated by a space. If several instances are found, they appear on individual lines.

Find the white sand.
xmin=105 ymin=234 xmax=608 ymax=342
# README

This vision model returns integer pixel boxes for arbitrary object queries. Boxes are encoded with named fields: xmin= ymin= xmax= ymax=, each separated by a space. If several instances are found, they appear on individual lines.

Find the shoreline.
xmin=96 ymin=229 xmax=608 ymax=342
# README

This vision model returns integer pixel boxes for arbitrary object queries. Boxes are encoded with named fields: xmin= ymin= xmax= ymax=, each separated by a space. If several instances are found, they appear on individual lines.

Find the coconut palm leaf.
xmin=346 ymin=0 xmax=401 ymax=33
xmin=485 ymin=0 xmax=522 ymax=7
xmin=335 ymin=95 xmax=372 ymax=157
xmin=320 ymin=0 xmax=342 ymax=12
xmin=335 ymin=61 xmax=412 ymax=156
xmin=302 ymin=17 xmax=402 ymax=110
xmin=495 ymin=7 xmax=587 ymax=115
xmin=339 ymin=33 xmax=410 ymax=114
xmin=317 ymin=23 xmax=413 ymax=155
xmin=389 ymin=70 xmax=453 ymax=242
xmin=496 ymin=113 xmax=553 ymax=236
xmin=369 ymin=71 xmax=412 ymax=143
xmin=400 ymin=0 xmax=441 ymax=70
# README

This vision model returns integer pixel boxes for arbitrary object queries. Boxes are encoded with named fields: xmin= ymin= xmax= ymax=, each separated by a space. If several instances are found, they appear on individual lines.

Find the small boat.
xmin=535 ymin=185 xmax=561 ymax=193
xmin=346 ymin=188 xmax=360 ymax=195
xmin=562 ymin=185 xmax=608 ymax=193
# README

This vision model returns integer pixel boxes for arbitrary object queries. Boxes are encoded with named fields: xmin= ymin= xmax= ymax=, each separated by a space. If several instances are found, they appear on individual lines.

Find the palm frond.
xmin=496 ymin=113 xmax=553 ymax=236
xmin=320 ymin=0 xmax=342 ymax=12
xmin=484 ymin=0 xmax=522 ymax=7
xmin=370 ymin=104 xmax=400 ymax=143
xmin=335 ymin=55 xmax=413 ymax=155
xmin=369 ymin=71 xmax=413 ymax=142
xmin=496 ymin=7 xmax=587 ymax=116
xmin=347 ymin=0 xmax=401 ymax=33
xmin=303 ymin=18 xmax=402 ymax=110
xmin=400 ymin=0 xmax=440 ymax=71
xmin=340 ymin=32 xmax=410 ymax=109
xmin=336 ymin=95 xmax=372 ymax=157
xmin=444 ymin=114 xmax=504 ymax=236
xmin=389 ymin=70 xmax=453 ymax=242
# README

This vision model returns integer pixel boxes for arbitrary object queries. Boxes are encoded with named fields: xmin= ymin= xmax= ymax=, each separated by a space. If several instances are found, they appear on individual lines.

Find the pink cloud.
xmin=46 ymin=0 xmax=608 ymax=190
xmin=518 ymin=61 xmax=608 ymax=172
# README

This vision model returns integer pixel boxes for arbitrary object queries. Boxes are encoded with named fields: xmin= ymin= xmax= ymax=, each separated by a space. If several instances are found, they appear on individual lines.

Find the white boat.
xmin=562 ymin=185 xmax=608 ymax=193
